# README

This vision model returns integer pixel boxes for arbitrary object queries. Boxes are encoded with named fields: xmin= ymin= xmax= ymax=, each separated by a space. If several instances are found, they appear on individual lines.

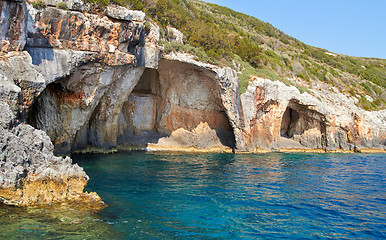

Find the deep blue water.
xmin=76 ymin=152 xmax=385 ymax=239
xmin=0 ymin=152 xmax=384 ymax=239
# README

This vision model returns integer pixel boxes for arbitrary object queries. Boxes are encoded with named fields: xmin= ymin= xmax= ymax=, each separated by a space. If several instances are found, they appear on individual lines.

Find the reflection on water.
xmin=0 ymin=152 xmax=385 ymax=239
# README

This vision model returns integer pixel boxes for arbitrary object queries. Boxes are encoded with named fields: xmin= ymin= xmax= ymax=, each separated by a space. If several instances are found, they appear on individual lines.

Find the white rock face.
xmin=137 ymin=21 xmax=160 ymax=69
xmin=105 ymin=5 xmax=145 ymax=22
xmin=41 ymin=0 xmax=90 ymax=11
xmin=0 ymin=69 xmax=22 ymax=113
xmin=166 ymin=26 xmax=184 ymax=44
xmin=365 ymin=95 xmax=373 ymax=102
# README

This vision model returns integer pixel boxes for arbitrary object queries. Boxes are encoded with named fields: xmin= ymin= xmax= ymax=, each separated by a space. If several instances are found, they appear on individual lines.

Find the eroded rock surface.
xmin=70 ymin=57 xmax=238 ymax=152
xmin=241 ymin=77 xmax=386 ymax=152
xmin=0 ymin=0 xmax=27 ymax=52
xmin=0 ymin=102 xmax=103 ymax=207
xmin=148 ymin=122 xmax=233 ymax=152
xmin=0 ymin=0 xmax=155 ymax=206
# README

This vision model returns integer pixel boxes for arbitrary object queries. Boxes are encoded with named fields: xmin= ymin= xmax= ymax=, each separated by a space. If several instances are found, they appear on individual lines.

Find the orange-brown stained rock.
xmin=347 ymin=113 xmax=372 ymax=145
xmin=246 ymin=100 xmax=286 ymax=149
xmin=159 ymin=103 xmax=231 ymax=134
xmin=0 ymin=0 xmax=27 ymax=52
xmin=0 ymin=175 xmax=105 ymax=209
xmin=46 ymin=83 xmax=86 ymax=106
xmin=31 ymin=7 xmax=140 ymax=66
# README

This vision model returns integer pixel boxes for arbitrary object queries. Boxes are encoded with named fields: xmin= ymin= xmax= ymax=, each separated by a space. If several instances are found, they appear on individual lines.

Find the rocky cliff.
xmin=241 ymin=77 xmax=386 ymax=152
xmin=0 ymin=0 xmax=385 ymax=206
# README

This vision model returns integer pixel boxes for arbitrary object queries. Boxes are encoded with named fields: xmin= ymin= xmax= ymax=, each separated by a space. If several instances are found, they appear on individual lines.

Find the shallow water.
xmin=1 ymin=152 xmax=385 ymax=239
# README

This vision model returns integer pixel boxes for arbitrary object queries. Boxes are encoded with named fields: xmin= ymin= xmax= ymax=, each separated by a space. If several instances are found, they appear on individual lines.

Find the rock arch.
xmin=28 ymin=59 xmax=238 ymax=154
xmin=116 ymin=59 xmax=237 ymax=151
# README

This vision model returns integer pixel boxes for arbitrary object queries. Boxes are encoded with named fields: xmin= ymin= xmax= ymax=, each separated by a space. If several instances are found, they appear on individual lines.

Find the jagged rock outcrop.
xmin=0 ymin=102 xmax=104 ymax=206
xmin=0 ymin=0 xmax=159 ymax=152
xmin=105 ymin=4 xmax=145 ymax=22
xmin=166 ymin=26 xmax=184 ymax=44
xmin=53 ymin=54 xmax=238 ymax=153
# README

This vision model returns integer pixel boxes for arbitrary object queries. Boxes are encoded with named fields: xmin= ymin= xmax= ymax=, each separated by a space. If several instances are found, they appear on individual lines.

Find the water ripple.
xmin=2 ymin=152 xmax=383 ymax=239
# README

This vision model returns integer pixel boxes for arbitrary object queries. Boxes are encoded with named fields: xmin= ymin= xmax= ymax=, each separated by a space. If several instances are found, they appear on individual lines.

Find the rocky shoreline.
xmin=0 ymin=0 xmax=384 ymax=206
xmin=0 ymin=102 xmax=104 ymax=207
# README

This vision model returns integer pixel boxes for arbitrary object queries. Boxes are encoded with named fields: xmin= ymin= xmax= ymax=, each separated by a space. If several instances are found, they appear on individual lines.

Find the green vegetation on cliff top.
xmin=87 ymin=0 xmax=385 ymax=110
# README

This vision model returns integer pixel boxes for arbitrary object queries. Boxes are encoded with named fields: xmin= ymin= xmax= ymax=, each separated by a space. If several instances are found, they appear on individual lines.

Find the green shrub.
xmin=358 ymin=96 xmax=373 ymax=111
xmin=254 ymin=68 xmax=283 ymax=81
xmin=280 ymin=37 xmax=290 ymax=45
xmin=296 ymin=72 xmax=309 ymax=81
xmin=85 ymin=0 xmax=110 ymax=7
xmin=144 ymin=22 xmax=151 ymax=33
xmin=296 ymin=85 xmax=309 ymax=94
xmin=238 ymin=65 xmax=259 ymax=94
xmin=56 ymin=2 xmax=69 ymax=10
xmin=31 ymin=0 xmax=46 ymax=9
xmin=361 ymin=82 xmax=372 ymax=93
xmin=238 ymin=66 xmax=286 ymax=93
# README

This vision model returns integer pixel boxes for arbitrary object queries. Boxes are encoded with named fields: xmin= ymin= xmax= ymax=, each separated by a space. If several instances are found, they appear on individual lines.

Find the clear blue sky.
xmin=204 ymin=0 xmax=386 ymax=59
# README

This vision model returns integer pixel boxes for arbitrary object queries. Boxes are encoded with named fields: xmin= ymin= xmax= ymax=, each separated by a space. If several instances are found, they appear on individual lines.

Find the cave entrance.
xmin=116 ymin=68 xmax=165 ymax=147
xmin=279 ymin=101 xmax=327 ymax=149
xmin=280 ymin=107 xmax=300 ymax=138
xmin=117 ymin=59 xmax=236 ymax=150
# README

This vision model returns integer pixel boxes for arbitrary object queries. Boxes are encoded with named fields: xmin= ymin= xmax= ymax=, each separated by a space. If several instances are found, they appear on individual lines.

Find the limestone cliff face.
xmin=0 ymin=0 xmax=155 ymax=206
xmin=0 ymin=0 xmax=385 ymax=206
xmin=241 ymin=77 xmax=386 ymax=152
xmin=0 ymin=0 xmax=240 ymax=206
xmin=139 ymin=53 xmax=242 ymax=152
xmin=0 ymin=0 xmax=27 ymax=52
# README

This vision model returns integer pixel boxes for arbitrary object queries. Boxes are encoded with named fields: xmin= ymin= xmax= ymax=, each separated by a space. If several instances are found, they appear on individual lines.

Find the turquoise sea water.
xmin=0 ymin=152 xmax=385 ymax=239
